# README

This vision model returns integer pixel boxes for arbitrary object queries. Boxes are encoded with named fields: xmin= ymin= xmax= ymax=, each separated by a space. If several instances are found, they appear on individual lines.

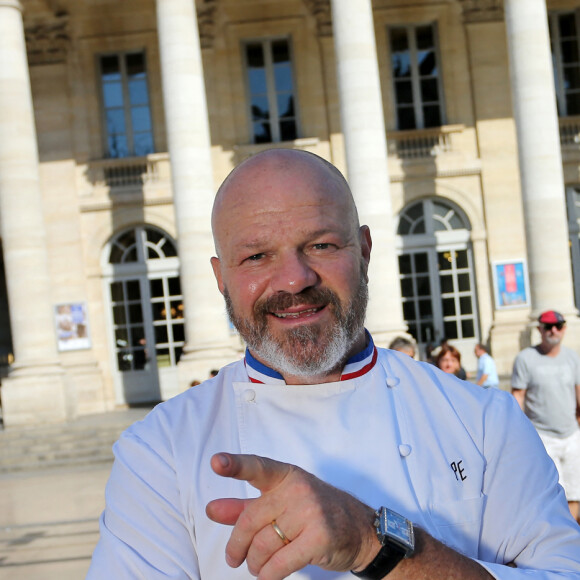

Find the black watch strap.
xmin=351 ymin=542 xmax=406 ymax=579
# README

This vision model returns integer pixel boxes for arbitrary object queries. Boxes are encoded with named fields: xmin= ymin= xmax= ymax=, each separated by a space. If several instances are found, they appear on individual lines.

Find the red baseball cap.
xmin=538 ymin=310 xmax=566 ymax=324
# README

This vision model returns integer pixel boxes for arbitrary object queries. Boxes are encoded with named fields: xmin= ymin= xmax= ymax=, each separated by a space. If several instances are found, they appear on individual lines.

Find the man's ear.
xmin=210 ymin=256 xmax=225 ymax=295
xmin=359 ymin=225 xmax=372 ymax=269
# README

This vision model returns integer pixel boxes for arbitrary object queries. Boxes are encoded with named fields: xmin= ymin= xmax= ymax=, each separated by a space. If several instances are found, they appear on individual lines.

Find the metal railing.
xmin=387 ymin=125 xmax=464 ymax=160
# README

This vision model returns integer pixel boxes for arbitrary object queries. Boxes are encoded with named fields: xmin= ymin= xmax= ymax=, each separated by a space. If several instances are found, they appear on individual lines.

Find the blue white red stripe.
xmin=244 ymin=330 xmax=377 ymax=385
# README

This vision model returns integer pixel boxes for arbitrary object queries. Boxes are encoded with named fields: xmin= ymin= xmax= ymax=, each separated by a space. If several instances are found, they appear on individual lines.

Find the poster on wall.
xmin=54 ymin=302 xmax=91 ymax=351
xmin=492 ymin=260 xmax=530 ymax=309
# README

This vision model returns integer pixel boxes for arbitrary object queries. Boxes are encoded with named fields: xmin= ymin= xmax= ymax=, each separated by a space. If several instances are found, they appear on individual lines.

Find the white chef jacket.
xmin=87 ymin=345 xmax=580 ymax=579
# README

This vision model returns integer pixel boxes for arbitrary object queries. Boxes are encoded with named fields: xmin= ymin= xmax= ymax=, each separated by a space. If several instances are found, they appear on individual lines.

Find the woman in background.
xmin=436 ymin=343 xmax=467 ymax=380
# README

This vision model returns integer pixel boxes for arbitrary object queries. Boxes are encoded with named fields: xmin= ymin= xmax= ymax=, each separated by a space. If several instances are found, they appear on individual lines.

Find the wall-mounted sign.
xmin=492 ymin=260 xmax=530 ymax=309
xmin=54 ymin=302 xmax=91 ymax=351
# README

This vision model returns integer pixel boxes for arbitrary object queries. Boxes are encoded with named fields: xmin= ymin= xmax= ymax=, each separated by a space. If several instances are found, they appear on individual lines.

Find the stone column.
xmin=0 ymin=0 xmax=68 ymax=425
xmin=156 ymin=0 xmax=235 ymax=385
xmin=330 ymin=0 xmax=406 ymax=344
xmin=504 ymin=0 xmax=577 ymax=321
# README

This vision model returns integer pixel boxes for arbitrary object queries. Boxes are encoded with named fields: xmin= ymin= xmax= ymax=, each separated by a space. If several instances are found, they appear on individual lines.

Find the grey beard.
xmin=224 ymin=271 xmax=368 ymax=379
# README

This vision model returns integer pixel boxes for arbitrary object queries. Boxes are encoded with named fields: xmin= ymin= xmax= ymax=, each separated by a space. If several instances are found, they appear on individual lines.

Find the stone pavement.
xmin=0 ymin=464 xmax=111 ymax=580
xmin=0 ymin=407 xmax=151 ymax=579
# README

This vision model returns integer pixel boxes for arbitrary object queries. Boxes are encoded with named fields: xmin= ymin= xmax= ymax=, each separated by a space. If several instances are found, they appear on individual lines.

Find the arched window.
xmin=397 ymin=199 xmax=479 ymax=356
xmin=104 ymin=225 xmax=183 ymax=405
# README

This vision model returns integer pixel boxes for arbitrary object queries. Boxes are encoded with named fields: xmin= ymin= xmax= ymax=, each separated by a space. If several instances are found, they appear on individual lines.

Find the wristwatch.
xmin=351 ymin=507 xmax=415 ymax=579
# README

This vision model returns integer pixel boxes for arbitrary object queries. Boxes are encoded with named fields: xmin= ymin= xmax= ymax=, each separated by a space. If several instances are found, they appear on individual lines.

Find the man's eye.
xmin=313 ymin=243 xmax=333 ymax=251
xmin=246 ymin=253 xmax=265 ymax=261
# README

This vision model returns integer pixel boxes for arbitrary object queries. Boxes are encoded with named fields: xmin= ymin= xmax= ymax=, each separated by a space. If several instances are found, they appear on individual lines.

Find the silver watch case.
xmin=375 ymin=507 xmax=415 ymax=558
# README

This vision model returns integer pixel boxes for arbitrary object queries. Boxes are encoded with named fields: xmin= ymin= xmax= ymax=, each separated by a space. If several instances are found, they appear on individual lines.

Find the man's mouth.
xmin=272 ymin=307 xmax=324 ymax=319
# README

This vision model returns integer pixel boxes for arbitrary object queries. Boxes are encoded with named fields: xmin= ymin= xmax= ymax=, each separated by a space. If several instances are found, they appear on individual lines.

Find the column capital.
xmin=303 ymin=0 xmax=332 ymax=37
xmin=24 ymin=10 xmax=70 ymax=65
xmin=197 ymin=0 xmax=217 ymax=49
xmin=459 ymin=0 xmax=504 ymax=24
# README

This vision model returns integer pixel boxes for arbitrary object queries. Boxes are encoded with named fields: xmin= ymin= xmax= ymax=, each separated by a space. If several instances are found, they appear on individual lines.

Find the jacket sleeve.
xmin=86 ymin=423 xmax=200 ymax=579
xmin=476 ymin=392 xmax=580 ymax=579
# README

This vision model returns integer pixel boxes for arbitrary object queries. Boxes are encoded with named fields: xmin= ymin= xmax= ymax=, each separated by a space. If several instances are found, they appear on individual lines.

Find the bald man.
xmin=88 ymin=150 xmax=580 ymax=579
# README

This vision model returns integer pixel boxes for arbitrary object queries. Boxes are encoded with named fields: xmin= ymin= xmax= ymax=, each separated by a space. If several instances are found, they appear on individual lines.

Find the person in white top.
xmin=88 ymin=149 xmax=580 ymax=579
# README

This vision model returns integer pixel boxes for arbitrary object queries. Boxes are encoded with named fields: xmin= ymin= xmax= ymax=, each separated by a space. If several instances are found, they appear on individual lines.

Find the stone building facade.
xmin=0 ymin=0 xmax=579 ymax=425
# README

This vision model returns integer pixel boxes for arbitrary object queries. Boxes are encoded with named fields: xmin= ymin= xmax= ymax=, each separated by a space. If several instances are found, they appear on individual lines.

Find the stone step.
xmin=0 ymin=407 xmax=151 ymax=473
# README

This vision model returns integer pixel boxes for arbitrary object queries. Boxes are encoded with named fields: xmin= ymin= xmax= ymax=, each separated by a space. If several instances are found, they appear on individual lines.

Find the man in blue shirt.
xmin=474 ymin=344 xmax=499 ymax=388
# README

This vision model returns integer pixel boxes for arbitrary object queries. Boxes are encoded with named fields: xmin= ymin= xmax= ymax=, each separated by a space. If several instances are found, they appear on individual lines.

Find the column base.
xmin=61 ymin=358 xmax=108 ymax=417
xmin=1 ymin=364 xmax=68 ymax=426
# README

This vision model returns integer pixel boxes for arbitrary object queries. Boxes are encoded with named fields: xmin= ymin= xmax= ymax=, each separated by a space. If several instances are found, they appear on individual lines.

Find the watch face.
xmin=386 ymin=510 xmax=413 ymax=543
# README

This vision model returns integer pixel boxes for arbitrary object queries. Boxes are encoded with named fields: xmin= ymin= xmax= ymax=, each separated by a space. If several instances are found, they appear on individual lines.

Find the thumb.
xmin=210 ymin=453 xmax=291 ymax=493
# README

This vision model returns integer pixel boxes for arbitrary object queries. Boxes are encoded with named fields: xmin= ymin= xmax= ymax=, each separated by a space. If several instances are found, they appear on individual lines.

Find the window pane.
xmin=456 ymin=250 xmax=468 ymax=269
xmin=152 ymin=302 xmax=166 ymax=321
xmin=395 ymin=81 xmax=414 ymax=104
xmin=392 ymin=53 xmax=411 ymax=78
xmin=414 ymin=253 xmax=429 ymax=273
xmin=438 ymin=252 xmax=453 ymax=271
xmin=277 ymin=94 xmax=295 ymax=118
xmin=101 ymin=55 xmax=120 ymax=80
xmin=108 ymin=133 xmax=128 ymax=159
xmin=128 ymin=79 xmax=149 ymax=105
xmin=251 ymin=96 xmax=270 ymax=120
xmin=458 ymin=273 xmax=471 ymax=292
xmin=126 ymin=53 xmax=146 ymax=78
xmin=131 ymin=106 xmax=152 ymax=133
xmin=420 ymin=78 xmax=439 ymax=102
xmin=444 ymin=320 xmax=458 ymax=340
xmin=420 ymin=321 xmax=435 ymax=343
xmin=117 ymin=351 xmax=132 ymax=371
xmin=566 ymin=94 xmax=580 ymax=115
xmin=150 ymin=279 xmax=164 ymax=298
xmin=443 ymin=297 xmax=456 ymax=316
xmin=407 ymin=323 xmax=418 ymax=340
xmin=418 ymin=50 xmax=437 ymax=76
xmin=173 ymin=322 xmax=185 ymax=343
xmin=156 ymin=348 xmax=171 ymax=368
xmin=397 ymin=106 xmax=416 ymax=130
xmin=402 ymin=300 xmax=415 ymax=320
xmin=440 ymin=275 xmax=453 ymax=293
xmin=418 ymin=299 xmax=432 ymax=317
xmin=113 ymin=305 xmax=126 ymax=325
xmin=459 ymin=296 xmax=473 ymax=315
xmin=461 ymin=319 xmax=475 ymax=338
xmin=272 ymin=40 xmax=290 ymax=63
xmin=423 ymin=105 xmax=441 ymax=128
xmin=103 ymin=82 xmax=123 ymax=108
xmin=400 ymin=278 xmax=413 ymax=298
xmin=561 ymin=39 xmax=579 ymax=64
xmin=126 ymin=280 xmax=141 ymax=300
xmin=129 ymin=304 xmax=143 ymax=323
xmin=248 ymin=67 xmax=267 ymax=93
xmin=559 ymin=13 xmax=577 ymax=38
xmin=563 ymin=66 xmax=580 ymax=90
xmin=416 ymin=25 xmax=434 ymax=50
xmin=279 ymin=120 xmax=297 ymax=141
xmin=168 ymin=276 xmax=181 ymax=296
xmin=155 ymin=325 xmax=169 ymax=344
xmin=110 ymin=281 xmax=124 ymax=302
xmin=274 ymin=64 xmax=294 ymax=92
xmin=134 ymin=132 xmax=154 ymax=156
xmin=131 ymin=326 xmax=145 ymax=346
xmin=399 ymin=254 xmax=412 ymax=274
xmin=253 ymin=122 xmax=271 ymax=143
xmin=390 ymin=28 xmax=409 ymax=53
xmin=417 ymin=276 xmax=430 ymax=296
xmin=106 ymin=109 xmax=126 ymax=135
xmin=115 ymin=328 xmax=128 ymax=346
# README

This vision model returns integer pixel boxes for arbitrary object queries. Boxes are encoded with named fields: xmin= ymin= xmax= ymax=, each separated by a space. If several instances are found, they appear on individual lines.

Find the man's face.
xmin=211 ymin=153 xmax=371 ymax=381
xmin=539 ymin=322 xmax=566 ymax=347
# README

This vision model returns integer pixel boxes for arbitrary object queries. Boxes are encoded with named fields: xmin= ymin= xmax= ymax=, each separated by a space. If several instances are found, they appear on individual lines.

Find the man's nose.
xmin=270 ymin=252 xmax=319 ymax=294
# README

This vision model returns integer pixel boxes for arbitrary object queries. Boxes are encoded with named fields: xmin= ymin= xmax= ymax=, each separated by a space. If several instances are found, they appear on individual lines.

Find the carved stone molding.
xmin=197 ymin=0 xmax=217 ymax=49
xmin=303 ymin=0 xmax=332 ymax=37
xmin=24 ymin=11 xmax=69 ymax=65
xmin=459 ymin=0 xmax=504 ymax=24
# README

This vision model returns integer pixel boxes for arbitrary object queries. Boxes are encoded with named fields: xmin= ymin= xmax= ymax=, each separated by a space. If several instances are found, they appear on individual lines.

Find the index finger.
xmin=211 ymin=453 xmax=292 ymax=493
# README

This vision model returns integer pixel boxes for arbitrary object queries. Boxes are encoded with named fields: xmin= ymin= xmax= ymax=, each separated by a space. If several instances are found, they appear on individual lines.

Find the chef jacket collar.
xmin=244 ymin=330 xmax=377 ymax=385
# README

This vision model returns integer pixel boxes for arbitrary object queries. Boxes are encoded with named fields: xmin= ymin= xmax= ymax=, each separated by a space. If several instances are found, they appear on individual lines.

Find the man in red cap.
xmin=512 ymin=310 xmax=580 ymax=521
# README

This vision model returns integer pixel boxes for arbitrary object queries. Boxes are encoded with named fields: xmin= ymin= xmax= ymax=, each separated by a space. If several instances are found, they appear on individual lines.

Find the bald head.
xmin=211 ymin=149 xmax=359 ymax=256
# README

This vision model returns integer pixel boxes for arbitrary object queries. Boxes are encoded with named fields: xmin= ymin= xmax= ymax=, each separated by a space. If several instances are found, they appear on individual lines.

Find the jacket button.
xmin=399 ymin=444 xmax=412 ymax=457
xmin=243 ymin=389 xmax=256 ymax=402
xmin=386 ymin=377 xmax=400 ymax=388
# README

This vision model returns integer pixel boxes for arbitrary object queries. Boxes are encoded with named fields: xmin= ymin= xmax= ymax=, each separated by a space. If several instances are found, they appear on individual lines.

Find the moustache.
xmin=255 ymin=287 xmax=341 ymax=316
